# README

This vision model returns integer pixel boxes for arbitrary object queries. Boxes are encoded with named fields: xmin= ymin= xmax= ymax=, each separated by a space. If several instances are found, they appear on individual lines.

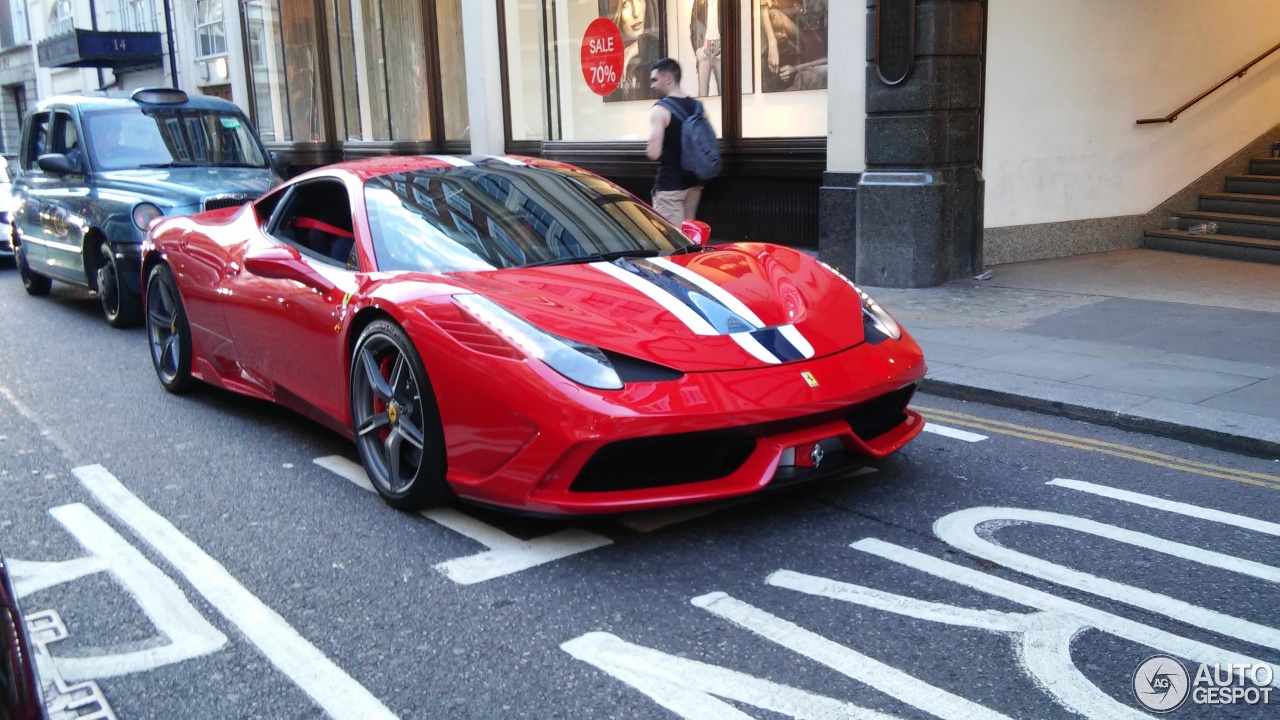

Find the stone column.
xmin=855 ymin=0 xmax=985 ymax=288
xmin=818 ymin=0 xmax=869 ymax=275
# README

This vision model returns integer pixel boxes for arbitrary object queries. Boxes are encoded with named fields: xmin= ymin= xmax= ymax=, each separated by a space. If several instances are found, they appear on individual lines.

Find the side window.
xmin=268 ymin=180 xmax=358 ymax=271
xmin=24 ymin=113 xmax=49 ymax=169
xmin=51 ymin=112 xmax=82 ymax=171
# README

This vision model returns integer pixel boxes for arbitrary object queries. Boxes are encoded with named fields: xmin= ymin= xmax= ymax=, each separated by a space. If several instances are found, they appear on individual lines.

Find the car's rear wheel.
xmin=350 ymin=319 xmax=450 ymax=510
xmin=96 ymin=240 xmax=142 ymax=328
xmin=146 ymin=263 xmax=194 ymax=394
xmin=15 ymin=236 xmax=51 ymax=296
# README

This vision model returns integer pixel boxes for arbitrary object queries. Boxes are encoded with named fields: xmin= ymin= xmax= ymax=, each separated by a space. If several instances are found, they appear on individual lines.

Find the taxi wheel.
xmin=95 ymin=240 xmax=141 ymax=328
xmin=350 ymin=319 xmax=451 ymax=511
xmin=15 ymin=238 xmax=51 ymax=297
xmin=145 ymin=263 xmax=194 ymax=394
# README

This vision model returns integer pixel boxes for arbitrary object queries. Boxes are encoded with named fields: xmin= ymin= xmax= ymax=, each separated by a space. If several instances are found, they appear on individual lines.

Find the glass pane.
xmin=327 ymin=0 xmax=362 ymax=140
xmin=244 ymin=0 xmax=293 ymax=142
xmin=436 ymin=0 xmax=469 ymax=141
xmin=503 ymin=0 xmax=550 ymax=141
xmin=381 ymin=0 xmax=430 ymax=141
xmin=84 ymin=109 xmax=268 ymax=170
xmin=358 ymin=0 xmax=390 ymax=140
xmin=743 ymin=0 xmax=827 ymax=137
xmin=280 ymin=0 xmax=325 ymax=141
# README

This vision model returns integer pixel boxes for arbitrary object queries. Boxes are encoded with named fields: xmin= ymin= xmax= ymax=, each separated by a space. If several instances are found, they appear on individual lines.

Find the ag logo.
xmin=1134 ymin=655 xmax=1190 ymax=712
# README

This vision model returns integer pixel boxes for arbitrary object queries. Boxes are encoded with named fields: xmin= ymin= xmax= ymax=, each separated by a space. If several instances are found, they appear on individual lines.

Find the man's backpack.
xmin=660 ymin=97 xmax=721 ymax=183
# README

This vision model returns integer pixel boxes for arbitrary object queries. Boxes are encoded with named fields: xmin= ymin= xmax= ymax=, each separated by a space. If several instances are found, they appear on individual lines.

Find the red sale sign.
xmin=581 ymin=17 xmax=624 ymax=96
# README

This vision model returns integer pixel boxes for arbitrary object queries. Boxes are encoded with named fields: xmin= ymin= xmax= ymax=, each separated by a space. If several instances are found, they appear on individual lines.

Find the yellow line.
xmin=919 ymin=405 xmax=1280 ymax=483
xmin=916 ymin=406 xmax=1280 ymax=490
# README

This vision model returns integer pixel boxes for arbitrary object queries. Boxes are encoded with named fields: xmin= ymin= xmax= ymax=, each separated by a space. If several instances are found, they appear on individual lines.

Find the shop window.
xmin=436 ymin=0 xmax=469 ymax=141
xmin=359 ymin=0 xmax=431 ymax=141
xmin=111 ymin=0 xmax=156 ymax=32
xmin=503 ymin=0 xmax=825 ymax=142
xmin=244 ymin=0 xmax=324 ymax=143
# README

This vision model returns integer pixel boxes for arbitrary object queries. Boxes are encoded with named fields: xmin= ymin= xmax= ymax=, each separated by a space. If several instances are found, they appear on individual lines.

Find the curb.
xmin=920 ymin=377 xmax=1280 ymax=460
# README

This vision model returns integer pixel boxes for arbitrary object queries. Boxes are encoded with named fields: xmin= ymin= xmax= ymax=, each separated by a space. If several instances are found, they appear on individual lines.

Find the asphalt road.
xmin=1 ymin=275 xmax=1277 ymax=719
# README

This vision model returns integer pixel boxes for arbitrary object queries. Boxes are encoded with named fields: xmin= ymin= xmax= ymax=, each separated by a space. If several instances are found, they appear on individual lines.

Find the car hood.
xmin=444 ymin=243 xmax=868 ymax=373
xmin=96 ymin=167 xmax=278 ymax=206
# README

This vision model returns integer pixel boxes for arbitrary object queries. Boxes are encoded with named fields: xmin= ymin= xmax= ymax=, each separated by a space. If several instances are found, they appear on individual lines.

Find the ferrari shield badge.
xmin=801 ymin=371 xmax=819 ymax=388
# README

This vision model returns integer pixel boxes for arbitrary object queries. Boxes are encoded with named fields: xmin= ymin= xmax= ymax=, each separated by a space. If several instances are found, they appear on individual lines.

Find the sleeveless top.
xmin=655 ymin=96 xmax=701 ymax=191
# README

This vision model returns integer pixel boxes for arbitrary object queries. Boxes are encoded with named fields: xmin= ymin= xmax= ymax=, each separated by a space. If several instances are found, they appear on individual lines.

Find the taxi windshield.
xmin=85 ymin=108 xmax=268 ymax=171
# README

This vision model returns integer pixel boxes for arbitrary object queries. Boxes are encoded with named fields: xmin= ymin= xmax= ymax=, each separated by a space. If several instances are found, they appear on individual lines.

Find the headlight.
xmin=454 ymin=294 xmax=624 ymax=390
xmin=132 ymin=202 xmax=163 ymax=230
xmin=817 ymin=261 xmax=902 ymax=341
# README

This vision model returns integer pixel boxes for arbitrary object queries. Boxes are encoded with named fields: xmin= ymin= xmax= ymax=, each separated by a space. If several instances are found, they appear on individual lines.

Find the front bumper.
xmin=425 ymin=326 xmax=928 ymax=515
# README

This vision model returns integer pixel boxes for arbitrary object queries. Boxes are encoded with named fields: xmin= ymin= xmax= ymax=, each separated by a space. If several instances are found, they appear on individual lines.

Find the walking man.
xmin=646 ymin=58 xmax=704 ymax=226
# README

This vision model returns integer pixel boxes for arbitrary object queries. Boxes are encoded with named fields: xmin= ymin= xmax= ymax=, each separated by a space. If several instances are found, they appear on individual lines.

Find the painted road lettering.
xmin=567 ymin=482 xmax=1279 ymax=718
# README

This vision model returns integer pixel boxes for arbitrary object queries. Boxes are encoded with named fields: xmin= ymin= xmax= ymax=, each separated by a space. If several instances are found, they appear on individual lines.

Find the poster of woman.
xmin=687 ymin=0 xmax=722 ymax=97
xmin=759 ymin=0 xmax=827 ymax=93
xmin=599 ymin=0 xmax=664 ymax=102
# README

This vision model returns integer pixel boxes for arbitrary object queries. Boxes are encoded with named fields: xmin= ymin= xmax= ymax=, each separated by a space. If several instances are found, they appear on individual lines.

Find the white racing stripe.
xmin=924 ymin=423 xmax=988 ymax=442
xmin=776 ymin=325 xmax=815 ymax=358
xmin=485 ymin=155 xmax=527 ymax=166
xmin=591 ymin=261 xmax=718 ymax=335
xmin=1048 ymin=478 xmax=1280 ymax=536
xmin=648 ymin=257 xmax=765 ymax=327
xmin=72 ymin=465 xmax=397 ymax=720
xmin=434 ymin=155 xmax=474 ymax=167
xmin=728 ymin=332 xmax=781 ymax=364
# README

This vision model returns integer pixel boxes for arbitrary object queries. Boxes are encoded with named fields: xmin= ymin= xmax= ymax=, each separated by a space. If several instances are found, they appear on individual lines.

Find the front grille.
xmin=202 ymin=194 xmax=255 ymax=212
xmin=571 ymin=432 xmax=757 ymax=492
xmin=846 ymin=385 xmax=916 ymax=441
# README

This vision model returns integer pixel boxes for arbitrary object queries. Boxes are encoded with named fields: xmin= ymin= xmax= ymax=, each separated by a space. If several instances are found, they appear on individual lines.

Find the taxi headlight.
xmin=132 ymin=202 xmax=163 ymax=231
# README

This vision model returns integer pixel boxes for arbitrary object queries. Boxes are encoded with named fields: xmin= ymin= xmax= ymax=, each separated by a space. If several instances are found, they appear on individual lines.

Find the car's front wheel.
xmin=145 ymin=263 xmax=194 ymax=394
xmin=350 ymin=319 xmax=451 ymax=510
xmin=15 ymin=236 xmax=51 ymax=296
xmin=95 ymin=240 xmax=142 ymax=328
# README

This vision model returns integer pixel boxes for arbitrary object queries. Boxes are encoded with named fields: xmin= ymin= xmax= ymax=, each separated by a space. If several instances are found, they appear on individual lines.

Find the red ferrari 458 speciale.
xmin=141 ymin=156 xmax=927 ymax=515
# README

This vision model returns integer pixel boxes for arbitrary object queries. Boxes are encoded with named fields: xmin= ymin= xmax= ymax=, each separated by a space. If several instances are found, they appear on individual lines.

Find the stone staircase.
xmin=1144 ymin=156 xmax=1280 ymax=265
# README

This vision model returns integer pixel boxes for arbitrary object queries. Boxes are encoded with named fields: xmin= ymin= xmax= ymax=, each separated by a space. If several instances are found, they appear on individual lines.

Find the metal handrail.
xmin=1137 ymin=41 xmax=1280 ymax=125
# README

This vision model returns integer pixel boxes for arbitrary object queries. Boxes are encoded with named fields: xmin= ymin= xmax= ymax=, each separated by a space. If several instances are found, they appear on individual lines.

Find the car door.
xmin=221 ymin=178 xmax=362 ymax=424
xmin=38 ymin=109 xmax=92 ymax=282
xmin=13 ymin=111 xmax=52 ymax=271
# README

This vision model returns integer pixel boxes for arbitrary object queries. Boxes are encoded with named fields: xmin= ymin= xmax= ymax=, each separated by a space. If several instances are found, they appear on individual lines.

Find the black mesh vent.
xmin=846 ymin=385 xmax=916 ymax=441
xmin=571 ymin=432 xmax=757 ymax=492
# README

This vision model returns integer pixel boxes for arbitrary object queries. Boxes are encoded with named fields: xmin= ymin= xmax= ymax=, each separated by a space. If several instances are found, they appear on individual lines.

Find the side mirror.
xmin=681 ymin=219 xmax=712 ymax=245
xmin=244 ymin=245 xmax=335 ymax=293
xmin=268 ymin=151 xmax=286 ymax=177
xmin=37 ymin=153 xmax=77 ymax=175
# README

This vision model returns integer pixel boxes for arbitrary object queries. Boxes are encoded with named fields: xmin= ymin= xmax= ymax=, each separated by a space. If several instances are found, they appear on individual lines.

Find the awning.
xmin=37 ymin=30 xmax=163 ymax=72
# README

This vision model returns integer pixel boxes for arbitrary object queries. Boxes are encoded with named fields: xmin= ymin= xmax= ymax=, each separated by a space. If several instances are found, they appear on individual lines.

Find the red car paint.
xmin=142 ymin=156 xmax=927 ymax=515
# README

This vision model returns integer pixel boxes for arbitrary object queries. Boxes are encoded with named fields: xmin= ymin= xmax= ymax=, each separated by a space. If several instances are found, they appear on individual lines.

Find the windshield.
xmin=85 ymin=108 xmax=269 ymax=171
xmin=363 ymin=166 xmax=691 ymax=273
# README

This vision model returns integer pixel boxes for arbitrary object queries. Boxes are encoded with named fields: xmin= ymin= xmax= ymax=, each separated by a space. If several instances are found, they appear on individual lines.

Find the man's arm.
xmin=646 ymin=105 xmax=669 ymax=161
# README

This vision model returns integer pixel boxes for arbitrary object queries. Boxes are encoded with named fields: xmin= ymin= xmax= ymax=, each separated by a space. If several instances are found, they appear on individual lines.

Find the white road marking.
xmin=852 ymin=538 xmax=1279 ymax=684
xmin=25 ymin=610 xmax=118 ymax=720
xmin=769 ymin=570 xmax=1152 ymax=719
xmin=72 ymin=465 xmax=397 ymax=720
xmin=562 ymin=632 xmax=894 ymax=720
xmin=10 ymin=504 xmax=227 ymax=682
xmin=314 ymin=456 xmax=613 ymax=585
xmin=1048 ymin=478 xmax=1280 ymax=536
xmin=934 ymin=506 xmax=1280 ymax=652
xmin=693 ymin=591 xmax=1012 ymax=720
xmin=923 ymin=423 xmax=988 ymax=442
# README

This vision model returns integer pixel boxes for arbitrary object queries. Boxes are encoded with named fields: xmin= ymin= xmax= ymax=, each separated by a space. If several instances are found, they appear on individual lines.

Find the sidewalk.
xmin=866 ymin=249 xmax=1280 ymax=458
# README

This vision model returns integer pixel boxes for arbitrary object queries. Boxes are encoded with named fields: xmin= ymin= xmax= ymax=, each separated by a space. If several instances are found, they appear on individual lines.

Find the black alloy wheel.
xmin=15 ymin=236 xmax=51 ymax=296
xmin=96 ymin=240 xmax=142 ymax=328
xmin=350 ymin=319 xmax=450 ymax=510
xmin=145 ymin=263 xmax=194 ymax=394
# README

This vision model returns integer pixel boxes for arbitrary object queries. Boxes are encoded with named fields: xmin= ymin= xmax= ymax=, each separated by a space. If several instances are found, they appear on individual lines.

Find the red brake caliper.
xmin=374 ymin=354 xmax=394 ymax=443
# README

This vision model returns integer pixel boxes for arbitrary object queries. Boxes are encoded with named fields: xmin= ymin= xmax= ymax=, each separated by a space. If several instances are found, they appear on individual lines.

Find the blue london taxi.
xmin=9 ymin=87 xmax=280 ymax=326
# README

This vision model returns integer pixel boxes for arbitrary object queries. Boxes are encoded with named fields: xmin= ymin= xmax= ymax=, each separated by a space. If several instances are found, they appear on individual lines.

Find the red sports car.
xmin=141 ymin=156 xmax=926 ymax=515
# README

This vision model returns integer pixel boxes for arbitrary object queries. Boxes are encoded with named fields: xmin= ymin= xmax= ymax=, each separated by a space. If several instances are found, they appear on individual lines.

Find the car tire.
xmin=15 ymin=236 xmax=51 ymax=296
xmin=145 ymin=263 xmax=195 ymax=394
xmin=95 ymin=240 xmax=142 ymax=328
xmin=350 ymin=319 xmax=451 ymax=510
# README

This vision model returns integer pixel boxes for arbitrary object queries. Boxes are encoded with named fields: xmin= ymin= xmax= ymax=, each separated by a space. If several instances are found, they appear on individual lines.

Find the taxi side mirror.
xmin=37 ymin=153 xmax=77 ymax=176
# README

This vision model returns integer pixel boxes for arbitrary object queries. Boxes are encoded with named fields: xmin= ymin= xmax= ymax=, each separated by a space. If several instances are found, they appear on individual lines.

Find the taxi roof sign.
xmin=130 ymin=87 xmax=189 ymax=105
